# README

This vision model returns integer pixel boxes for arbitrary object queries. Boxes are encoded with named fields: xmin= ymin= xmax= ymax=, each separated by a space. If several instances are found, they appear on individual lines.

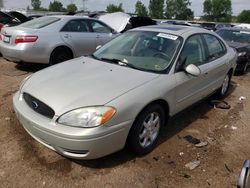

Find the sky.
xmin=3 ymin=0 xmax=250 ymax=16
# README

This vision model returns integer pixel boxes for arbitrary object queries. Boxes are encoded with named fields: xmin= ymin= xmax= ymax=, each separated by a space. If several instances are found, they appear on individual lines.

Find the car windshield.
xmin=217 ymin=29 xmax=250 ymax=43
xmin=19 ymin=16 xmax=60 ymax=29
xmin=93 ymin=31 xmax=182 ymax=73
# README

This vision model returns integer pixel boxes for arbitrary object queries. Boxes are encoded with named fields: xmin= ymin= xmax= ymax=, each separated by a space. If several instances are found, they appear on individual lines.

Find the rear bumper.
xmin=13 ymin=92 xmax=133 ymax=159
xmin=0 ymin=41 xmax=49 ymax=64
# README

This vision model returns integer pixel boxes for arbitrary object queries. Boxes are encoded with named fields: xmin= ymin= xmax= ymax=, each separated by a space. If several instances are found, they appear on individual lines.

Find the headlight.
xmin=238 ymin=52 xmax=247 ymax=56
xmin=20 ymin=74 xmax=32 ymax=91
xmin=57 ymin=106 xmax=116 ymax=128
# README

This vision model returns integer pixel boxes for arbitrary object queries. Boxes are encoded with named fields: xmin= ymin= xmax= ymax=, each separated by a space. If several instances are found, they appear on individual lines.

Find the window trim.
xmin=175 ymin=33 xmax=207 ymax=73
xmin=201 ymin=33 xmax=227 ymax=63
xmin=86 ymin=19 xmax=114 ymax=34
xmin=60 ymin=19 xmax=90 ymax=33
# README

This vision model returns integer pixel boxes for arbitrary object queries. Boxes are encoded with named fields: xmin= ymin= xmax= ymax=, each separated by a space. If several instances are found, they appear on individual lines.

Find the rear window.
xmin=19 ymin=16 xmax=60 ymax=29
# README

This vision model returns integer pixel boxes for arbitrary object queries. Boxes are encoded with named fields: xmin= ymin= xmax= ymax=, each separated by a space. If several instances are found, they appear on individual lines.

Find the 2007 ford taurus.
xmin=13 ymin=25 xmax=237 ymax=159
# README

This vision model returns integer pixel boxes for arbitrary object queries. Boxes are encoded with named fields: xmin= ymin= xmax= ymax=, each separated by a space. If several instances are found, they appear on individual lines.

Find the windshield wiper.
xmin=100 ymin=57 xmax=144 ymax=71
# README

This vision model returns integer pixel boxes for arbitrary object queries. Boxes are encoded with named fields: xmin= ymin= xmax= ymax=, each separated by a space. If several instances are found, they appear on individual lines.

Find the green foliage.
xmin=49 ymin=0 xmax=64 ymax=12
xmin=237 ymin=10 xmax=250 ymax=23
xmin=148 ymin=0 xmax=164 ymax=19
xmin=135 ymin=1 xmax=148 ymax=17
xmin=203 ymin=0 xmax=232 ymax=22
xmin=31 ymin=0 xmax=41 ymax=10
xmin=165 ymin=0 xmax=193 ymax=20
xmin=106 ymin=3 xmax=124 ymax=13
xmin=67 ymin=3 xmax=78 ymax=13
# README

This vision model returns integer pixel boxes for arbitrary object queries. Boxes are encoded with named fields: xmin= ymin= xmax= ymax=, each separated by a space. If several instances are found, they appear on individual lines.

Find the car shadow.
xmin=72 ymin=83 xmax=237 ymax=168
xmin=15 ymin=63 xmax=48 ymax=73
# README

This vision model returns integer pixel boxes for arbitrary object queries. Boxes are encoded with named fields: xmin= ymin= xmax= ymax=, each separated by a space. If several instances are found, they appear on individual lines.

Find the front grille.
xmin=23 ymin=93 xmax=55 ymax=119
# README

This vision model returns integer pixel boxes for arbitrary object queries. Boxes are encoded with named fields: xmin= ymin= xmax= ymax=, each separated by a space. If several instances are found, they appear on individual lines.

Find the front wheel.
xmin=127 ymin=104 xmax=165 ymax=155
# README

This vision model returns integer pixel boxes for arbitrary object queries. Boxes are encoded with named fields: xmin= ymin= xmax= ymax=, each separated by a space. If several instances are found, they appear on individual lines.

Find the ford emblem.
xmin=32 ymin=101 xmax=39 ymax=109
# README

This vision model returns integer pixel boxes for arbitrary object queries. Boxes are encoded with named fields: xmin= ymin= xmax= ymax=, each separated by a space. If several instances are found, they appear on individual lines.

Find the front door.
xmin=174 ymin=34 xmax=210 ymax=113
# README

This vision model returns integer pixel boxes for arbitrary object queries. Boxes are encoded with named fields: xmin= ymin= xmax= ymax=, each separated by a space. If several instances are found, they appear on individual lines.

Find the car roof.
xmin=47 ymin=15 xmax=93 ymax=21
xmin=218 ymin=27 xmax=250 ymax=32
xmin=132 ymin=24 xmax=211 ymax=36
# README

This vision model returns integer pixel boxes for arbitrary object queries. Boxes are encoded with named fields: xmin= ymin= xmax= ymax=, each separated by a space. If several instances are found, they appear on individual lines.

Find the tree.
xmin=49 ymin=0 xmax=64 ymax=12
xmin=148 ymin=0 xmax=164 ymax=19
xmin=203 ymin=0 xmax=232 ymax=22
xmin=67 ymin=3 xmax=77 ymax=13
xmin=31 ymin=0 xmax=41 ymax=10
xmin=135 ymin=1 xmax=148 ymax=17
xmin=165 ymin=0 xmax=193 ymax=20
xmin=237 ymin=10 xmax=250 ymax=23
xmin=106 ymin=3 xmax=124 ymax=13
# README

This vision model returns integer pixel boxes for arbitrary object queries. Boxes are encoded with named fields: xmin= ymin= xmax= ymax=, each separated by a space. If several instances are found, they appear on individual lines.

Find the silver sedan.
xmin=13 ymin=25 xmax=237 ymax=159
xmin=0 ymin=15 xmax=117 ymax=65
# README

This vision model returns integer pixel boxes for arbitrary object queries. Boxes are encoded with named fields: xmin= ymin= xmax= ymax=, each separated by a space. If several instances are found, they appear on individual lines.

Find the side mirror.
xmin=238 ymin=160 xmax=250 ymax=188
xmin=176 ymin=56 xmax=187 ymax=72
xmin=96 ymin=45 xmax=102 ymax=50
xmin=185 ymin=64 xmax=201 ymax=77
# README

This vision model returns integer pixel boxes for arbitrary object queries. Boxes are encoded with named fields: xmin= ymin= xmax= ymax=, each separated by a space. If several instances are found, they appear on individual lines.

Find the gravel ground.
xmin=0 ymin=58 xmax=250 ymax=188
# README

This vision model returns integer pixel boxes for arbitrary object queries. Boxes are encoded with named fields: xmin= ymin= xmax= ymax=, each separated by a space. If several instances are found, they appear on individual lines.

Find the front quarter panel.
xmin=105 ymin=74 xmax=176 ymax=127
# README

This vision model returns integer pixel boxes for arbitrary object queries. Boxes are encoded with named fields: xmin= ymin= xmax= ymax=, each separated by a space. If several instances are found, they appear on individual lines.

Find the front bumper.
xmin=13 ymin=92 xmax=132 ymax=160
xmin=236 ymin=56 xmax=249 ymax=71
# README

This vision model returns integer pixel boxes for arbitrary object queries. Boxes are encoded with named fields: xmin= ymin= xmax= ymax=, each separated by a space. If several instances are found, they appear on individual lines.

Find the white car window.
xmin=180 ymin=35 xmax=206 ymax=66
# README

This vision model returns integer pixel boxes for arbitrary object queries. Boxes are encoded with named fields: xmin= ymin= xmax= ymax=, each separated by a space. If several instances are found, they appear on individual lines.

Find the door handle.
xmin=64 ymin=34 xmax=71 ymax=38
xmin=96 ymin=35 xmax=100 ymax=38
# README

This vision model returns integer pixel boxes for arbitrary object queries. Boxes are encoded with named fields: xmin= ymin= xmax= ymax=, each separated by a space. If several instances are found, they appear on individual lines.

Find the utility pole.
xmin=0 ymin=0 xmax=4 ymax=8
xmin=82 ymin=0 xmax=87 ymax=11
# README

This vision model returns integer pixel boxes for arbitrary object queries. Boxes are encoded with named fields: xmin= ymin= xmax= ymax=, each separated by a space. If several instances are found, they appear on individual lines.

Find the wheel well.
xmin=135 ymin=99 xmax=170 ymax=125
xmin=125 ymin=99 xmax=170 ymax=147
xmin=51 ymin=46 xmax=73 ymax=58
xmin=228 ymin=68 xmax=233 ymax=78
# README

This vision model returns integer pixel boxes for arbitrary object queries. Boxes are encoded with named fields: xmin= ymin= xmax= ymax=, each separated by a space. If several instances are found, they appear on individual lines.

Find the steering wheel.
xmin=153 ymin=52 xmax=171 ymax=60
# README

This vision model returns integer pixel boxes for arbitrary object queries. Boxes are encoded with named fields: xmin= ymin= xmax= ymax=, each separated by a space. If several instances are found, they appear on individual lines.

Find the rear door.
xmin=87 ymin=20 xmax=116 ymax=46
xmin=60 ymin=19 xmax=97 ymax=56
xmin=201 ymin=34 xmax=228 ymax=93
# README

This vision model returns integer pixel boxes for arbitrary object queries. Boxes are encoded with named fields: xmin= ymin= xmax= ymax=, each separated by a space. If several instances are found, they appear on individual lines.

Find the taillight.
xmin=15 ymin=36 xmax=38 ymax=44
xmin=0 ymin=23 xmax=4 ymax=32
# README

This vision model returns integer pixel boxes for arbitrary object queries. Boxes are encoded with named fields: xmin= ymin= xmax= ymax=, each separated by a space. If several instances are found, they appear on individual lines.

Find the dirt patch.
xmin=0 ymin=58 xmax=250 ymax=187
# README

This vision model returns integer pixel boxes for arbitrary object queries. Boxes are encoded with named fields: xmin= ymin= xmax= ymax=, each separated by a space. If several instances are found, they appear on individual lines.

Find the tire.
xmin=216 ymin=73 xmax=231 ymax=99
xmin=49 ymin=47 xmax=73 ymax=65
xmin=240 ymin=62 xmax=248 ymax=75
xmin=127 ymin=104 xmax=165 ymax=155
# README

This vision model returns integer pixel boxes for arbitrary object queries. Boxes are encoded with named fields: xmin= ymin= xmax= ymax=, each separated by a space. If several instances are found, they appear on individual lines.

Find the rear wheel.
xmin=216 ymin=73 xmax=231 ymax=98
xmin=127 ymin=104 xmax=165 ymax=155
xmin=49 ymin=47 xmax=73 ymax=65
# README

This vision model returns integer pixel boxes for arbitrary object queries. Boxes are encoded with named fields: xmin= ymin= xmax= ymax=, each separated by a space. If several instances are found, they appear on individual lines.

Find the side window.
xmin=61 ymin=20 xmax=90 ymax=32
xmin=89 ymin=21 xmax=111 ymax=33
xmin=203 ymin=34 xmax=226 ymax=60
xmin=180 ymin=35 xmax=206 ymax=66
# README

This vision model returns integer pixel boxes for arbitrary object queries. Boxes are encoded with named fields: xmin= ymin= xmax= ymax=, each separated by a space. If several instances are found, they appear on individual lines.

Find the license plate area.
xmin=3 ymin=35 xmax=10 ymax=43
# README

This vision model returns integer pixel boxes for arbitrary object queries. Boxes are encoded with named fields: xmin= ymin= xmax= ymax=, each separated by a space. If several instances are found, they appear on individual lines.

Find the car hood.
xmin=22 ymin=57 xmax=159 ymax=115
xmin=227 ymin=41 xmax=249 ymax=49
xmin=98 ymin=12 xmax=131 ymax=33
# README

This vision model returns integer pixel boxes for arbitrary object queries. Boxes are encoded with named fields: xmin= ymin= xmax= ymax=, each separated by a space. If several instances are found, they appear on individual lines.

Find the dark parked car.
xmin=217 ymin=28 xmax=250 ymax=74
xmin=0 ymin=11 xmax=30 ymax=30
xmin=201 ymin=22 xmax=231 ymax=31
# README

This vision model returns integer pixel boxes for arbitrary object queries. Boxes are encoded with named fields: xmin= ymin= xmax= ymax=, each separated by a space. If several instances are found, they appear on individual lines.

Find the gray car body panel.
xmin=0 ymin=16 xmax=117 ymax=64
